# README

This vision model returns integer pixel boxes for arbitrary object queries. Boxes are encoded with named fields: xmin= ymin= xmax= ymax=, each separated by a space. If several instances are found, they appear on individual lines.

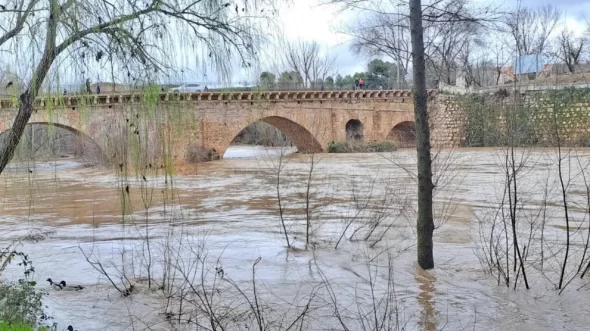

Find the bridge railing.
xmin=1 ymin=81 xmax=411 ymax=98
xmin=0 ymin=89 xmax=438 ymax=110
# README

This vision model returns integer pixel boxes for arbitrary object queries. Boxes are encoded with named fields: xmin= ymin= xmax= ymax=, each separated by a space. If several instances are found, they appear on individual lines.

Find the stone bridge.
xmin=0 ymin=89 xmax=449 ymax=165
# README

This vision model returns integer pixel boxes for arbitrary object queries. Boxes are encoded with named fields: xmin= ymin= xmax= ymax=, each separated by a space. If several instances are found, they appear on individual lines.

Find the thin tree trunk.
xmin=0 ymin=0 xmax=59 ymax=175
xmin=410 ymin=0 xmax=435 ymax=270
xmin=0 ymin=97 xmax=34 ymax=173
xmin=555 ymin=124 xmax=570 ymax=289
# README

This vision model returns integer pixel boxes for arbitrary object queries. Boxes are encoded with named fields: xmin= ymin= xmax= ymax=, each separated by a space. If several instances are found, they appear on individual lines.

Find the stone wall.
xmin=527 ymin=89 xmax=590 ymax=145
xmin=430 ymin=95 xmax=465 ymax=148
xmin=437 ymin=88 xmax=590 ymax=147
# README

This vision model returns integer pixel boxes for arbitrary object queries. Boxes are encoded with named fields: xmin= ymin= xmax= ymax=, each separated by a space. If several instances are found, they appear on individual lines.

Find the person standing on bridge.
xmin=354 ymin=78 xmax=359 ymax=90
xmin=359 ymin=78 xmax=365 ymax=90
xmin=85 ymin=79 xmax=92 ymax=94
xmin=96 ymin=84 xmax=101 ymax=94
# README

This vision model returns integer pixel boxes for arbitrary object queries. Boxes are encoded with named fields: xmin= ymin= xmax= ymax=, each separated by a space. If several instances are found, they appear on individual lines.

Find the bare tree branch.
xmin=504 ymin=4 xmax=562 ymax=56
xmin=554 ymin=30 xmax=586 ymax=73
xmin=282 ymin=40 xmax=336 ymax=88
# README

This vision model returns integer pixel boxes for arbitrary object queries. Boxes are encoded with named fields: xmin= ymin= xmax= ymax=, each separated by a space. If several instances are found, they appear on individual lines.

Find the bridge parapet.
xmin=0 ymin=89 xmax=438 ymax=110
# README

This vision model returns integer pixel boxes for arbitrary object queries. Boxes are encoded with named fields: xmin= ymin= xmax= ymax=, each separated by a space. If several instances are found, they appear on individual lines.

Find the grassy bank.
xmin=328 ymin=141 xmax=397 ymax=153
xmin=0 ymin=322 xmax=49 ymax=331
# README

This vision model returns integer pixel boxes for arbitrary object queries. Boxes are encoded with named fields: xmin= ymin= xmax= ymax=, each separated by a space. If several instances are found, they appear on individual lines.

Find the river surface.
xmin=1 ymin=146 xmax=590 ymax=330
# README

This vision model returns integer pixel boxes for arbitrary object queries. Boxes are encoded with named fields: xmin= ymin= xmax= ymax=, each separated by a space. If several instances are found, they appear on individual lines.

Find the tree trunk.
xmin=409 ymin=0 xmax=435 ymax=270
xmin=0 ymin=0 xmax=59 ymax=175
xmin=0 ymin=95 xmax=36 ymax=174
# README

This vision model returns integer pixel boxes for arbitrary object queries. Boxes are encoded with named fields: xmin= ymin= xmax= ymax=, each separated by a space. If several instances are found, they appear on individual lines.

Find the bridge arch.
xmin=0 ymin=121 xmax=106 ymax=163
xmin=345 ymin=119 xmax=364 ymax=141
xmin=387 ymin=121 xmax=416 ymax=148
xmin=220 ymin=116 xmax=324 ymax=156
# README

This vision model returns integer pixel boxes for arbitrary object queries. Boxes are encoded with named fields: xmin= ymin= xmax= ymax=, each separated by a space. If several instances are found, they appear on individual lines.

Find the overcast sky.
xmin=218 ymin=0 xmax=360 ymax=84
xmin=20 ymin=0 xmax=587 ymax=87
xmin=219 ymin=0 xmax=590 ymax=84
xmin=273 ymin=0 xmax=359 ymax=74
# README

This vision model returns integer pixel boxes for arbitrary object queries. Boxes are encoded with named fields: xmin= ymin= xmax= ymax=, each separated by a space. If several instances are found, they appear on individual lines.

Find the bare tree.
xmin=330 ymin=0 xmax=496 ymax=269
xmin=458 ymin=45 xmax=485 ymax=87
xmin=283 ymin=40 xmax=336 ymax=88
xmin=488 ymin=36 xmax=512 ymax=85
xmin=457 ymin=37 xmax=502 ymax=88
xmin=504 ymin=5 xmax=562 ymax=56
xmin=426 ymin=15 xmax=480 ymax=85
xmin=283 ymin=40 xmax=317 ymax=88
xmin=312 ymin=53 xmax=337 ymax=87
xmin=555 ymin=30 xmax=586 ymax=73
xmin=0 ymin=0 xmax=275 ymax=175
xmin=340 ymin=0 xmax=490 ymax=86
xmin=344 ymin=2 xmax=412 ymax=77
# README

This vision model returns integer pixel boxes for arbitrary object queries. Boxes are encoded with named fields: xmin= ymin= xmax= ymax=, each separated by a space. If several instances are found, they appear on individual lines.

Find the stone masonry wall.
xmin=429 ymin=95 xmax=465 ymax=148
xmin=436 ymin=88 xmax=590 ymax=147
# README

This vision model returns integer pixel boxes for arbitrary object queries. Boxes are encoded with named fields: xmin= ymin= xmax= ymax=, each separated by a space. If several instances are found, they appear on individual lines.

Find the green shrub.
xmin=366 ymin=141 xmax=396 ymax=152
xmin=327 ymin=141 xmax=349 ymax=153
xmin=328 ymin=141 xmax=396 ymax=153
xmin=0 ymin=321 xmax=51 ymax=331
xmin=0 ymin=322 xmax=33 ymax=331
xmin=0 ymin=248 xmax=51 ymax=329
xmin=0 ymin=280 xmax=47 ymax=327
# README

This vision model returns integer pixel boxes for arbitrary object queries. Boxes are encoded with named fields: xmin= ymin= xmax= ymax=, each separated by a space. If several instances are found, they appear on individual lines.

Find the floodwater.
xmin=1 ymin=146 xmax=590 ymax=330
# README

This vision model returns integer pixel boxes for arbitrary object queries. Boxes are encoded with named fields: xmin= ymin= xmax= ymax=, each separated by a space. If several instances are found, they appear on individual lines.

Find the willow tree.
xmin=0 ymin=0 xmax=275 ymax=174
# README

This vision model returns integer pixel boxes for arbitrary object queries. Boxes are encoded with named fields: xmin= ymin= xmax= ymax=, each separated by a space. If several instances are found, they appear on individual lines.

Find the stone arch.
xmin=387 ymin=121 xmax=416 ymax=148
xmin=0 ymin=121 xmax=106 ymax=161
xmin=345 ymin=119 xmax=364 ymax=141
xmin=220 ymin=116 xmax=324 ymax=156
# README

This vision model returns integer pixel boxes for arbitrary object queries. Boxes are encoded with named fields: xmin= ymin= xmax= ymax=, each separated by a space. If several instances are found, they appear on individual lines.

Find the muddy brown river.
xmin=1 ymin=146 xmax=590 ymax=330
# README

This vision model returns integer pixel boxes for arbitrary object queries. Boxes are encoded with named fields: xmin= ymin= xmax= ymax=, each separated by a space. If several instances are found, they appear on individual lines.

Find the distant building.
xmin=499 ymin=66 xmax=516 ymax=84
xmin=513 ymin=54 xmax=550 ymax=75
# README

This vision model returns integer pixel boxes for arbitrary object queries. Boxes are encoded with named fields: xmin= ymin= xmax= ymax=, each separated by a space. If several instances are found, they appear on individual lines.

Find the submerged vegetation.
xmin=328 ymin=140 xmax=397 ymax=153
